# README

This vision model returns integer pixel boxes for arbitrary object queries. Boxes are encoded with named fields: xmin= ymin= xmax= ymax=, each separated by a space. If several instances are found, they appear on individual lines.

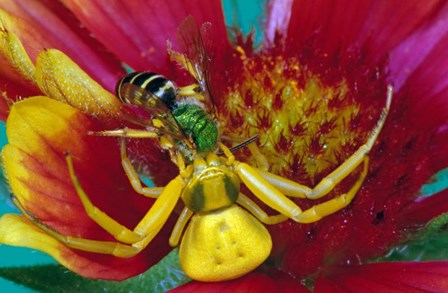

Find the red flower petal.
xmin=62 ymin=0 xmax=229 ymax=74
xmin=0 ymin=0 xmax=123 ymax=91
xmin=284 ymin=0 xmax=442 ymax=63
xmin=389 ymin=2 xmax=448 ymax=90
xmin=399 ymin=189 xmax=448 ymax=225
xmin=314 ymin=262 xmax=448 ymax=292
xmin=2 ymin=97 xmax=174 ymax=280
xmin=391 ymin=34 xmax=448 ymax=128
xmin=169 ymin=268 xmax=309 ymax=293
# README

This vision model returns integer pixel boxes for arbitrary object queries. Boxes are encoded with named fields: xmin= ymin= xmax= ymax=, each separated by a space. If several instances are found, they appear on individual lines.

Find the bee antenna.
xmin=217 ymin=135 xmax=260 ymax=155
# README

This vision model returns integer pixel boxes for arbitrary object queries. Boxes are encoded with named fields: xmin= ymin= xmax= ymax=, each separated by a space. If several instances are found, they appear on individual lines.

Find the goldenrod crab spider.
xmin=13 ymin=86 xmax=392 ymax=282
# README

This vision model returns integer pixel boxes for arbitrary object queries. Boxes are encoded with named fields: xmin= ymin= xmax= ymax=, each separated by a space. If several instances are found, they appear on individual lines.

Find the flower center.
xmin=218 ymin=46 xmax=384 ymax=185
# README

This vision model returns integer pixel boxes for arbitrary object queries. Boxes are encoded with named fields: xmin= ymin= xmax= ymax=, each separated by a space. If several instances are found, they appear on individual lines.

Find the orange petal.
xmin=35 ymin=49 xmax=121 ymax=119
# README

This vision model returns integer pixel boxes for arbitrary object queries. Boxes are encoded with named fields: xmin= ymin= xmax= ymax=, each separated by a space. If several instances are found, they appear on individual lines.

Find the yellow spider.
xmin=14 ymin=83 xmax=392 ymax=282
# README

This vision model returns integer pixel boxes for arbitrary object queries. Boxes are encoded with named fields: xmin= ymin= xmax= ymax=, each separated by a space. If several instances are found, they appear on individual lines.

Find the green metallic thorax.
xmin=172 ymin=104 xmax=218 ymax=153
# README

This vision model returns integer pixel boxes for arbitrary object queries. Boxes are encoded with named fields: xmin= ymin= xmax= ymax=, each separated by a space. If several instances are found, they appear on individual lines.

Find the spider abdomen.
xmin=179 ymin=205 xmax=272 ymax=282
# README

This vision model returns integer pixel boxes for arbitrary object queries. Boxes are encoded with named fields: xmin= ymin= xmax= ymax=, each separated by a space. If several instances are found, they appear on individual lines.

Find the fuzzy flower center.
xmin=219 ymin=47 xmax=371 ymax=185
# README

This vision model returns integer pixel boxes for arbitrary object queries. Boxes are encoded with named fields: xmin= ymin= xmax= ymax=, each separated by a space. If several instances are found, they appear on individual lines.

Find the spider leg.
xmin=64 ymin=153 xmax=185 ymax=249
xmin=234 ymin=157 xmax=369 ymax=223
xmin=256 ymin=85 xmax=392 ymax=200
xmin=233 ymin=161 xmax=302 ymax=220
xmin=11 ymin=194 xmax=140 ymax=257
xmin=126 ymin=175 xmax=185 ymax=252
xmin=237 ymin=193 xmax=288 ymax=225
xmin=169 ymin=207 xmax=194 ymax=247
xmin=90 ymin=127 xmax=159 ymax=138
xmin=247 ymin=142 xmax=269 ymax=171
xmin=221 ymin=86 xmax=390 ymax=223
xmin=66 ymin=153 xmax=143 ymax=244
xmin=119 ymin=138 xmax=164 ymax=198
xmin=293 ymin=157 xmax=369 ymax=223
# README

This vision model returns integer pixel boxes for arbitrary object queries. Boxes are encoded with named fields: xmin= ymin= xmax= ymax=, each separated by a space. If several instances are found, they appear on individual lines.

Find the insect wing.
xmin=119 ymin=82 xmax=187 ymax=140
xmin=176 ymin=16 xmax=217 ymax=116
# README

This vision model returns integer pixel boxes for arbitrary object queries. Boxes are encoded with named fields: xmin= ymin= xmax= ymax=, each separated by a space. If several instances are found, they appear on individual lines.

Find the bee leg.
xmin=119 ymin=138 xmax=164 ymax=198
xmin=169 ymin=207 xmax=194 ymax=247
xmin=178 ymin=84 xmax=201 ymax=97
xmin=218 ymin=140 xmax=269 ymax=171
xmin=168 ymin=48 xmax=199 ymax=82
xmin=217 ymin=142 xmax=235 ymax=165
xmin=237 ymin=193 xmax=288 ymax=224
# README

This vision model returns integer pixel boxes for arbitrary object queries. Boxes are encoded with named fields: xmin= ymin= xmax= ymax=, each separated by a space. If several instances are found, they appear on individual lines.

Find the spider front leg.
xmin=230 ymin=86 xmax=392 ymax=223
xmin=12 ymin=194 xmax=141 ymax=257
xmin=235 ymin=153 xmax=369 ymax=223
xmin=257 ymin=85 xmax=392 ymax=200
xmin=22 ymin=154 xmax=186 ymax=257
xmin=91 ymin=127 xmax=159 ymax=139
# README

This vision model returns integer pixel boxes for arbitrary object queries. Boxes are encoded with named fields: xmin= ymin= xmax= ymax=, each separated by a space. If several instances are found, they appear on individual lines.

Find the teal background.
xmin=1 ymin=0 xmax=448 ymax=292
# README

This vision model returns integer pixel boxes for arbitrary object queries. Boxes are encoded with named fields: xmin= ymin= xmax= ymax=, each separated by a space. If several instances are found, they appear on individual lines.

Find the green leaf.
xmin=379 ymin=213 xmax=448 ymax=262
xmin=0 ymin=248 xmax=190 ymax=293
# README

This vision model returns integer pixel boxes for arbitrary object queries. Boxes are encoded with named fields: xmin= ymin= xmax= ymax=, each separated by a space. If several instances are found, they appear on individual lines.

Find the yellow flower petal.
xmin=0 ymin=214 xmax=128 ymax=280
xmin=0 ymin=18 xmax=36 ymax=83
xmin=35 ymin=49 xmax=121 ymax=118
xmin=0 ymin=214 xmax=66 ymax=261
xmin=2 ymin=96 xmax=90 ymax=204
xmin=5 ymin=95 xmax=88 ymax=157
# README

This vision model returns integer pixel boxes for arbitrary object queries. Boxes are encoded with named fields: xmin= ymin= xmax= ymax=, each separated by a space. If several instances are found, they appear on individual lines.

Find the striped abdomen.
xmin=116 ymin=71 xmax=177 ymax=110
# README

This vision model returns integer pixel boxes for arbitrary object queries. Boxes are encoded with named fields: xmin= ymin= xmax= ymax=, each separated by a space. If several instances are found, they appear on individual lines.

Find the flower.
xmin=0 ymin=0 xmax=447 ymax=291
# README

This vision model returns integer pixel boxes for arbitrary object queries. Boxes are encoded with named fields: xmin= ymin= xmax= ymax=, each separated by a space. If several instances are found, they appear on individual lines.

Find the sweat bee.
xmin=14 ymin=16 xmax=393 ymax=282
xmin=116 ymin=71 xmax=219 ymax=154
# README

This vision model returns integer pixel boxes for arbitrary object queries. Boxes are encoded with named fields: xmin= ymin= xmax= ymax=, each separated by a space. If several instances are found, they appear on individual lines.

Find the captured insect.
xmin=113 ymin=70 xmax=219 ymax=162
xmin=13 ymin=16 xmax=393 ymax=282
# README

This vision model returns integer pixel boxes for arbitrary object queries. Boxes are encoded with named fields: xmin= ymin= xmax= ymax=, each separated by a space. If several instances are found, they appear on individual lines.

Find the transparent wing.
xmin=119 ymin=82 xmax=188 ymax=141
xmin=175 ymin=15 xmax=217 ymax=116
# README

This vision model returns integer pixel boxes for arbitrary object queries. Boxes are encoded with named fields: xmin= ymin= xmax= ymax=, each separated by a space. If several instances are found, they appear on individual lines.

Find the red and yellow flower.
xmin=0 ymin=0 xmax=447 ymax=291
